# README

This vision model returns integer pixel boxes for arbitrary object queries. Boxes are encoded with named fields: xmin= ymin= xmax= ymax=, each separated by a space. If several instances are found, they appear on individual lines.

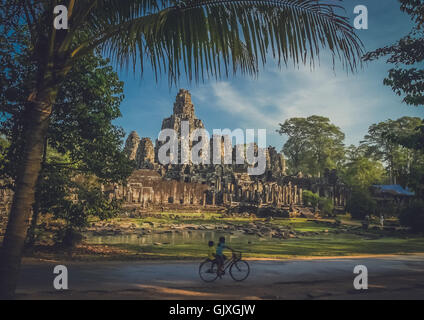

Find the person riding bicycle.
xmin=216 ymin=236 xmax=233 ymax=275
xmin=199 ymin=238 xmax=249 ymax=282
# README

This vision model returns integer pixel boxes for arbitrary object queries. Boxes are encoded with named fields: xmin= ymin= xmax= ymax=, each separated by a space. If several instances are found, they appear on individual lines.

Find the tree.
xmin=38 ymin=168 xmax=123 ymax=247
xmin=1 ymin=49 xmax=135 ymax=245
xmin=302 ymin=190 xmax=320 ymax=208
xmin=363 ymin=0 xmax=424 ymax=149
xmin=341 ymin=156 xmax=386 ymax=190
xmin=0 ymin=0 xmax=363 ymax=298
xmin=277 ymin=118 xmax=310 ymax=174
xmin=400 ymin=200 xmax=424 ymax=232
xmin=341 ymin=145 xmax=385 ymax=220
xmin=364 ymin=0 xmax=424 ymax=107
xmin=277 ymin=116 xmax=345 ymax=177
xmin=302 ymin=190 xmax=333 ymax=216
xmin=346 ymin=189 xmax=377 ymax=220
xmin=361 ymin=117 xmax=424 ymax=187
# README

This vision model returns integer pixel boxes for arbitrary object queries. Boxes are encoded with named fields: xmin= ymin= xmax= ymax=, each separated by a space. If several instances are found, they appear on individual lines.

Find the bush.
xmin=346 ymin=189 xmax=376 ymax=220
xmin=319 ymin=198 xmax=334 ymax=216
xmin=303 ymin=190 xmax=320 ymax=207
xmin=54 ymin=228 xmax=84 ymax=248
xmin=52 ymin=184 xmax=121 ymax=246
xmin=400 ymin=200 xmax=424 ymax=232
xmin=334 ymin=217 xmax=342 ymax=226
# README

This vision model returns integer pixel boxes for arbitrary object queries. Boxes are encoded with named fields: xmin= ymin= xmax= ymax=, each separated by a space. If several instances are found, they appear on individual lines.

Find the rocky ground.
xmin=86 ymin=218 xmax=337 ymax=240
xmin=84 ymin=215 xmax=400 ymax=240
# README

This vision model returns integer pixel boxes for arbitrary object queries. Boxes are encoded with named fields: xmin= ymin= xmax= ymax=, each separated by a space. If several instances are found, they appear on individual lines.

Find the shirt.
xmin=207 ymin=246 xmax=215 ymax=259
xmin=216 ymin=242 xmax=226 ymax=256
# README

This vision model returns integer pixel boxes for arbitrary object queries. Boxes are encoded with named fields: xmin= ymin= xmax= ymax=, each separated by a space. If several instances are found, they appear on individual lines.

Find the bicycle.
xmin=199 ymin=250 xmax=250 ymax=282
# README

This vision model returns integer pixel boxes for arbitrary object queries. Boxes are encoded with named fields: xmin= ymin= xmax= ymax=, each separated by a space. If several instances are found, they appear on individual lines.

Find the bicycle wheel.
xmin=229 ymin=260 xmax=250 ymax=281
xmin=199 ymin=260 xmax=219 ymax=282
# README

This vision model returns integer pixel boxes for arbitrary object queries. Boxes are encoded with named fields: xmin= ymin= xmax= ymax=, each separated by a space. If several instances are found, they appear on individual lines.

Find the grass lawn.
xmin=27 ymin=213 xmax=424 ymax=261
xmin=104 ymin=233 xmax=424 ymax=260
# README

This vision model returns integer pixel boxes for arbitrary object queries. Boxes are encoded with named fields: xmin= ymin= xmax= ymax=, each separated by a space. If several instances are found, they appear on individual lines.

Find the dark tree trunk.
xmin=0 ymin=87 xmax=56 ymax=299
xmin=25 ymin=199 xmax=40 ymax=247
xmin=26 ymin=138 xmax=47 ymax=247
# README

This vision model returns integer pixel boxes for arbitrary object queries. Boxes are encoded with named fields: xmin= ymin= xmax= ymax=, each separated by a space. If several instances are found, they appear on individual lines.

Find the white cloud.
xmin=192 ymin=62 xmax=412 ymax=148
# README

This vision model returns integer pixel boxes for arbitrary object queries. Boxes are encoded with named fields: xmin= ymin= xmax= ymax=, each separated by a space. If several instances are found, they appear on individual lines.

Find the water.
xmin=84 ymin=230 xmax=268 ymax=247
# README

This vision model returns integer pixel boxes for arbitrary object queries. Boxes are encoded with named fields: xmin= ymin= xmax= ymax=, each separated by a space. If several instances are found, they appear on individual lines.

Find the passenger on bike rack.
xmin=207 ymin=240 xmax=216 ymax=261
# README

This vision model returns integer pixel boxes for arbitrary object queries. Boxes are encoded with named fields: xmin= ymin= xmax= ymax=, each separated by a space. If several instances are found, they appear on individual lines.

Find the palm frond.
xmin=72 ymin=0 xmax=363 ymax=85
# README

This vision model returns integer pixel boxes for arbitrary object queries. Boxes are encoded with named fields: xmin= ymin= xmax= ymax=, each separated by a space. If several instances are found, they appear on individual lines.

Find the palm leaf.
xmin=68 ymin=0 xmax=363 ymax=84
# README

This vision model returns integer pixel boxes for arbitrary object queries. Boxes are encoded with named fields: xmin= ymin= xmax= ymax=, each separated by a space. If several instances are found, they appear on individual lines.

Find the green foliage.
xmin=277 ymin=116 xmax=345 ymax=177
xmin=0 ymin=47 xmax=135 ymax=241
xmin=346 ymin=189 xmax=377 ymax=220
xmin=363 ymin=0 xmax=424 ymax=150
xmin=1 ymin=49 xmax=135 ymax=184
xmin=0 ymin=19 xmax=30 ymax=116
xmin=342 ymin=152 xmax=386 ymax=190
xmin=302 ymin=190 xmax=319 ymax=208
xmin=56 ymin=181 xmax=121 ymax=230
xmin=89 ymin=0 xmax=364 ymax=84
xmin=363 ymin=0 xmax=423 ymax=107
xmin=48 ymin=53 xmax=134 ymax=183
xmin=302 ymin=190 xmax=333 ymax=215
xmin=318 ymin=198 xmax=334 ymax=216
xmin=1 ymin=0 xmax=364 ymax=87
xmin=302 ymin=190 xmax=334 ymax=216
xmin=391 ymin=123 xmax=424 ymax=152
xmin=0 ymin=136 xmax=9 ymax=172
xmin=360 ymin=117 xmax=424 ymax=196
xmin=400 ymin=200 xmax=424 ymax=232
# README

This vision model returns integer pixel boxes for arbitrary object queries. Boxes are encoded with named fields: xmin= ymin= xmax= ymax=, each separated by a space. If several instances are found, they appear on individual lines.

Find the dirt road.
xmin=16 ymin=254 xmax=424 ymax=299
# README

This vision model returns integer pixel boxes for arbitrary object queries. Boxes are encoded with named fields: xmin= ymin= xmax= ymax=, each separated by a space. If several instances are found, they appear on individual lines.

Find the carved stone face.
xmin=126 ymin=132 xmax=140 ymax=145
xmin=173 ymin=89 xmax=194 ymax=118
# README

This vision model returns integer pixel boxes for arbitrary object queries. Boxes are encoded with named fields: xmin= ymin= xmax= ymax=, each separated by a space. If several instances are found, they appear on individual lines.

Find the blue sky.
xmin=114 ymin=0 xmax=424 ymax=151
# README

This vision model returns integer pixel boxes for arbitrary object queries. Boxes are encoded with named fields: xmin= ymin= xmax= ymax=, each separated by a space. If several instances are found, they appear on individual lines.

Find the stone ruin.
xmin=113 ymin=89 xmax=348 ymax=216
xmin=0 ymin=89 xmax=348 ymax=227
xmin=0 ymin=90 xmax=348 ymax=229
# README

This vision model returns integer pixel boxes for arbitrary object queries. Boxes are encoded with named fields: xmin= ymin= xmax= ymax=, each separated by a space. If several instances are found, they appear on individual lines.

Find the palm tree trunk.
xmin=0 ymin=88 xmax=56 ymax=299
xmin=26 ymin=138 xmax=47 ymax=247
xmin=26 ymin=196 xmax=41 ymax=247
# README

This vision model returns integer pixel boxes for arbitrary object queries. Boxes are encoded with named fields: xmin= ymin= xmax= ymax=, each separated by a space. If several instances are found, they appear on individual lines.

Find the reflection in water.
xmin=85 ymin=230 xmax=267 ymax=246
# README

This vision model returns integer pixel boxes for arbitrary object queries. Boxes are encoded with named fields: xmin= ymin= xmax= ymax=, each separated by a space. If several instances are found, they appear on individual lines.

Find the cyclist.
xmin=216 ymin=236 xmax=233 ymax=275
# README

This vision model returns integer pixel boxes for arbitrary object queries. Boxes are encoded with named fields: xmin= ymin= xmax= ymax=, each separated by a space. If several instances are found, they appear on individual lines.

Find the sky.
xmin=114 ymin=0 xmax=424 ymax=151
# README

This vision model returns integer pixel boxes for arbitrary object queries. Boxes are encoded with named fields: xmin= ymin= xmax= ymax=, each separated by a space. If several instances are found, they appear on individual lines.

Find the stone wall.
xmin=104 ymin=169 xmax=209 ymax=209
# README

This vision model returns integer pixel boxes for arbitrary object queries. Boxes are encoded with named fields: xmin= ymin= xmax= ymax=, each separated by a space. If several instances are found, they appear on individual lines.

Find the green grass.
xmin=244 ymin=235 xmax=424 ymax=258
xmin=101 ymin=233 xmax=424 ymax=260
xmin=269 ymin=218 xmax=339 ymax=232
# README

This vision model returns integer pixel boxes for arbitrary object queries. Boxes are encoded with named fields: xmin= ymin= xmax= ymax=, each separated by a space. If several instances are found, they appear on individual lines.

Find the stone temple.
xmin=106 ymin=89 xmax=347 ymax=216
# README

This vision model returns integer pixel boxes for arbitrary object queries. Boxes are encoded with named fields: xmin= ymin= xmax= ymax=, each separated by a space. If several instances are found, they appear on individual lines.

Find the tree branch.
xmin=0 ymin=104 xmax=19 ymax=115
